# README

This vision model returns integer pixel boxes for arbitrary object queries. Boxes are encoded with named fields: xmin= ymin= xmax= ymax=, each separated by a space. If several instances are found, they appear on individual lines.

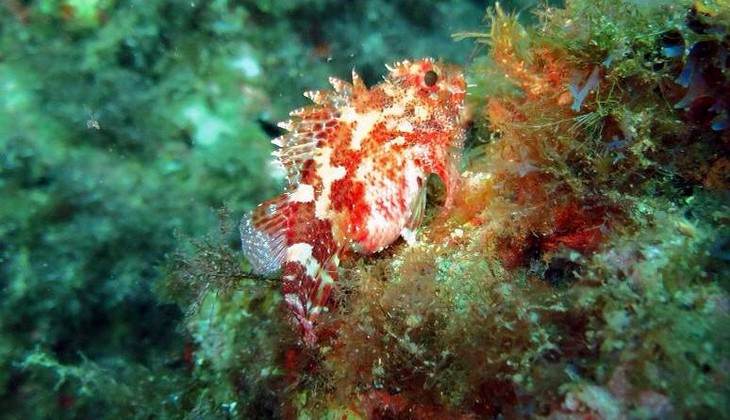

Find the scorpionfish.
xmin=240 ymin=58 xmax=466 ymax=344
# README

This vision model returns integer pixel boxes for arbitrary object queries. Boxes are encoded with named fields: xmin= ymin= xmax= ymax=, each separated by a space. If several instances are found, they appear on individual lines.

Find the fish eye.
xmin=424 ymin=70 xmax=438 ymax=87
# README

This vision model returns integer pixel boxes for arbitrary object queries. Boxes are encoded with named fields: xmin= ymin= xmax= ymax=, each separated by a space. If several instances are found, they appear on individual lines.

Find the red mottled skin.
xmin=243 ymin=59 xmax=466 ymax=344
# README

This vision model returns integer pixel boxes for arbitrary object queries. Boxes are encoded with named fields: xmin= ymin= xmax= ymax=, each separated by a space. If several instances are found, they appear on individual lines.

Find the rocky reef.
xmin=1 ymin=0 xmax=727 ymax=418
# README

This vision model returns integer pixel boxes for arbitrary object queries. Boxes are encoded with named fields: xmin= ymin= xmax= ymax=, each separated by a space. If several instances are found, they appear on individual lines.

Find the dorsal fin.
xmin=239 ymin=195 xmax=292 ymax=275
xmin=271 ymin=85 xmax=352 ymax=185
xmin=271 ymin=70 xmax=368 ymax=185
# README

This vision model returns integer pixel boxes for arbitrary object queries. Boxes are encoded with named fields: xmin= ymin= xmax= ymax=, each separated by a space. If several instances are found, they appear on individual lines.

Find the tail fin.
xmin=239 ymin=195 xmax=292 ymax=275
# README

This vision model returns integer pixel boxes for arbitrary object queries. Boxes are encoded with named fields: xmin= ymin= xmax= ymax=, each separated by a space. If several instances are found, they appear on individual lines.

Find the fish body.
xmin=241 ymin=59 xmax=466 ymax=344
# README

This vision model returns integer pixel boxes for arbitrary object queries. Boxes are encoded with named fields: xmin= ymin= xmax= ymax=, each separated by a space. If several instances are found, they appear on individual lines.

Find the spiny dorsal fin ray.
xmin=329 ymin=76 xmax=352 ymax=94
xmin=303 ymin=90 xmax=331 ymax=105
xmin=351 ymin=69 xmax=367 ymax=94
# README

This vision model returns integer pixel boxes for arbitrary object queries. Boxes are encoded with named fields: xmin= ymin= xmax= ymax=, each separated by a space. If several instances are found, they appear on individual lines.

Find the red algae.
xmin=541 ymin=202 xmax=613 ymax=254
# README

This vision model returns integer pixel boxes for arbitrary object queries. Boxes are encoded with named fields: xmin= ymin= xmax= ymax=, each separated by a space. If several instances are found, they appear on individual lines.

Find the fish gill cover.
xmin=0 ymin=0 xmax=728 ymax=418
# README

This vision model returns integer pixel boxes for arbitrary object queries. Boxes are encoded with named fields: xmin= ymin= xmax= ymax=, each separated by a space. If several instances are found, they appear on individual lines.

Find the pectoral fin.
xmin=401 ymin=184 xmax=428 ymax=244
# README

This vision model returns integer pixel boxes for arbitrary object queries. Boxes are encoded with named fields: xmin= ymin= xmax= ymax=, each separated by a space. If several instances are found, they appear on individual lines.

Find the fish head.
xmin=383 ymin=58 xmax=467 ymax=208
xmin=385 ymin=58 xmax=466 ymax=125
